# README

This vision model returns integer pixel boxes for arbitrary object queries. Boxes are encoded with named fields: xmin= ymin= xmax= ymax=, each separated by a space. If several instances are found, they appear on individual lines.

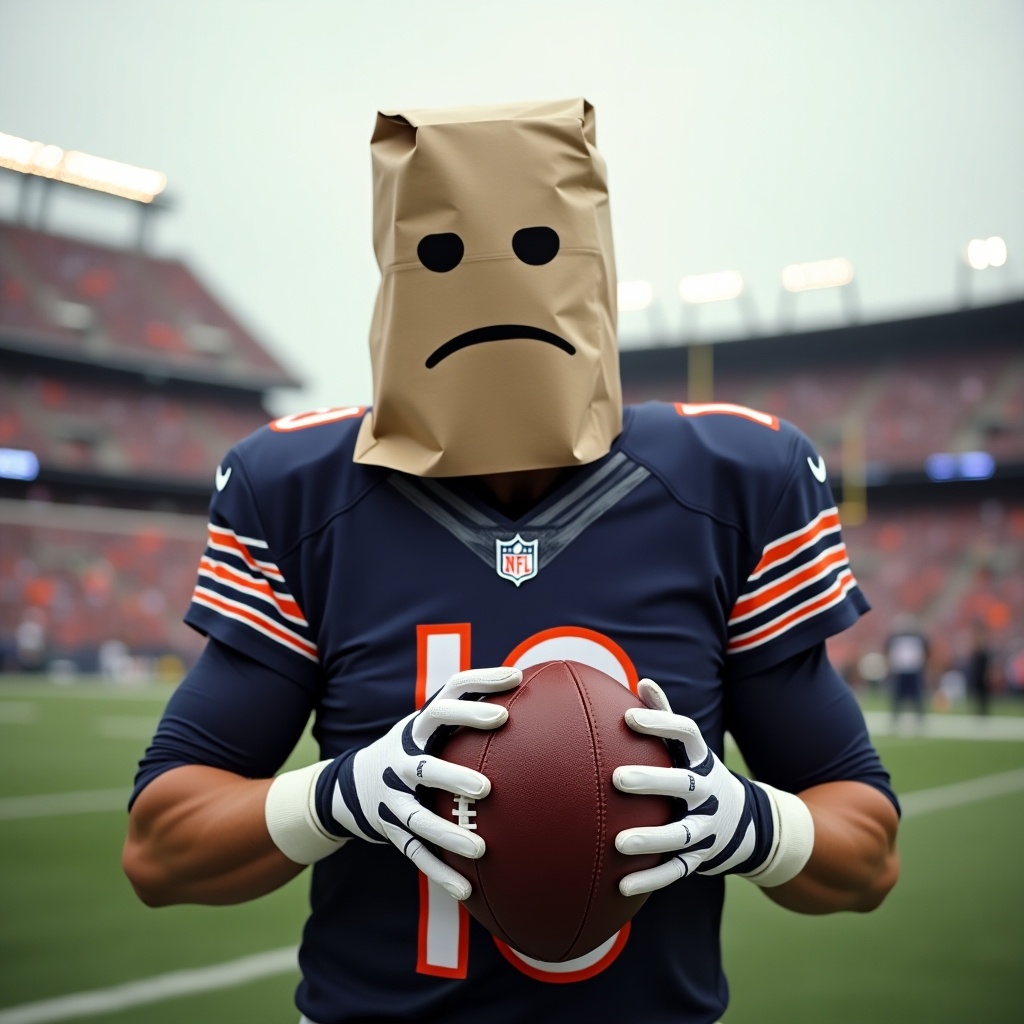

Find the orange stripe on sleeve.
xmin=727 ymin=570 xmax=856 ymax=653
xmin=198 ymin=557 xmax=308 ymax=626
xmin=750 ymin=508 xmax=841 ymax=579
xmin=206 ymin=526 xmax=266 ymax=575
xmin=730 ymin=544 xmax=850 ymax=623
xmin=191 ymin=589 xmax=318 ymax=661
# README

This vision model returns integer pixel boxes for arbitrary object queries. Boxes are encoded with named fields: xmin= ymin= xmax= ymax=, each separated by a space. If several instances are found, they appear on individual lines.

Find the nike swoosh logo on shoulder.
xmin=807 ymin=455 xmax=827 ymax=483
xmin=215 ymin=465 xmax=232 ymax=491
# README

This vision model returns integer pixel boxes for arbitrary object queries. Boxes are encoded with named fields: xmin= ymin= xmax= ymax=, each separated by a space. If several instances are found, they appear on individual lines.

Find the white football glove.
xmin=614 ymin=678 xmax=814 ymax=897
xmin=265 ymin=666 xmax=521 ymax=900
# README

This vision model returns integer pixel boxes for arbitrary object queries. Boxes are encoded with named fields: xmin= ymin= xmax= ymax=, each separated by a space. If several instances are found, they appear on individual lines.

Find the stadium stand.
xmin=625 ymin=322 xmax=1024 ymax=472
xmin=831 ymin=499 xmax=1024 ymax=684
xmin=0 ymin=500 xmax=207 ymax=674
xmin=0 ymin=213 xmax=300 ymax=678
xmin=0 ymin=222 xmax=295 ymax=385
xmin=0 ymin=365 xmax=269 ymax=482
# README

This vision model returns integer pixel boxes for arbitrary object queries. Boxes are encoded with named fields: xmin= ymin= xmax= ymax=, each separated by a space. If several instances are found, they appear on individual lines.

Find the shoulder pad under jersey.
xmin=217 ymin=406 xmax=385 ymax=552
xmin=619 ymin=400 xmax=812 ymax=540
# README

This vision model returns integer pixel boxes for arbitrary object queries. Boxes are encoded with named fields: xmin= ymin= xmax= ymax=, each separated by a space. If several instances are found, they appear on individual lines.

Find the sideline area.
xmin=863 ymin=711 xmax=1024 ymax=740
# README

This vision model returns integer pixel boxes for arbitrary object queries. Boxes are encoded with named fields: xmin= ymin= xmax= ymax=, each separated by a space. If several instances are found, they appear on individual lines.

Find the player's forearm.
xmin=122 ymin=764 xmax=304 ymax=906
xmin=762 ymin=780 xmax=899 ymax=914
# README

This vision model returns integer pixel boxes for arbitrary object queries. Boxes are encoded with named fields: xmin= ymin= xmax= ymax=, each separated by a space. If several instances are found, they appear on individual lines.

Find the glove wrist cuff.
xmin=744 ymin=783 xmax=815 ymax=888
xmin=265 ymin=760 xmax=348 ymax=865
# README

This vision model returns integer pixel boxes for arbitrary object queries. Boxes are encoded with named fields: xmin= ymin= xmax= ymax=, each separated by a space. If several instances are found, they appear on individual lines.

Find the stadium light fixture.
xmin=960 ymin=451 xmax=996 ymax=479
xmin=0 ymin=131 xmax=167 ymax=203
xmin=924 ymin=451 xmax=996 ymax=482
xmin=781 ymin=257 xmax=854 ymax=293
xmin=965 ymin=236 xmax=1008 ymax=271
xmin=618 ymin=280 xmax=654 ymax=312
xmin=0 ymin=448 xmax=40 ymax=481
xmin=679 ymin=270 xmax=744 ymax=304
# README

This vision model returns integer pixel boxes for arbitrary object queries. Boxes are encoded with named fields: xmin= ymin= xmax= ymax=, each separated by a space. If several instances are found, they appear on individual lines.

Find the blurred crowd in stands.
xmin=827 ymin=499 xmax=1024 ymax=704
xmin=0 ymin=514 xmax=206 ymax=678
xmin=1 ymin=223 xmax=293 ymax=384
xmin=1 ymin=221 xmax=1021 ymax=706
xmin=0 ymin=367 xmax=268 ymax=482
xmin=625 ymin=347 xmax=1024 ymax=471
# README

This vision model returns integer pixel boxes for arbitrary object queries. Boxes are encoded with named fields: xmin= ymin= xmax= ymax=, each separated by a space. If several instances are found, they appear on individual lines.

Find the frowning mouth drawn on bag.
xmin=425 ymin=325 xmax=576 ymax=368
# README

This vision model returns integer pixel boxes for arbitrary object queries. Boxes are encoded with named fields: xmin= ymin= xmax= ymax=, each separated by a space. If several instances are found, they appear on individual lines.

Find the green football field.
xmin=1 ymin=678 xmax=1022 ymax=1024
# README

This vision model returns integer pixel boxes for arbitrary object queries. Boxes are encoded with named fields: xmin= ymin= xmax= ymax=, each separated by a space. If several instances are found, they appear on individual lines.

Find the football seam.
xmin=566 ymin=662 xmax=609 ymax=959
xmin=471 ymin=680 xmax=531 ymax=951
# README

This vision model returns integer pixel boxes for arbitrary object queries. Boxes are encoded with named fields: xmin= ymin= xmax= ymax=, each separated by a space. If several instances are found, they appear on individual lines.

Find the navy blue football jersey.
xmin=166 ymin=400 xmax=875 ymax=1023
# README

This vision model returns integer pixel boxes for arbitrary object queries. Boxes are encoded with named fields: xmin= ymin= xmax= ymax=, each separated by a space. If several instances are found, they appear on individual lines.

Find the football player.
xmin=123 ymin=99 xmax=899 ymax=1024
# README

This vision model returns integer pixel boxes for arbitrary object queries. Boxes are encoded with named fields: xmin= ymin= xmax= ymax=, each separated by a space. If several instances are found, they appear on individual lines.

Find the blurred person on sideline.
xmin=122 ymin=99 xmax=900 ymax=1024
xmin=885 ymin=613 xmax=930 ymax=723
xmin=965 ymin=618 xmax=993 ymax=715
xmin=14 ymin=607 xmax=47 ymax=674
xmin=1006 ymin=643 xmax=1024 ymax=698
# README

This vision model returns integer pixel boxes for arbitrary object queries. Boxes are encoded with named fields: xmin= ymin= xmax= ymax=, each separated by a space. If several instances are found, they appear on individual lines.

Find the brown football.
xmin=429 ymin=659 xmax=674 ymax=963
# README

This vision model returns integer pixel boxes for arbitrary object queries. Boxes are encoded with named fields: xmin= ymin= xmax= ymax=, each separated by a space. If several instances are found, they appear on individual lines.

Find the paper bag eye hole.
xmin=416 ymin=226 xmax=560 ymax=273
xmin=512 ymin=226 xmax=559 ymax=266
xmin=417 ymin=232 xmax=465 ymax=273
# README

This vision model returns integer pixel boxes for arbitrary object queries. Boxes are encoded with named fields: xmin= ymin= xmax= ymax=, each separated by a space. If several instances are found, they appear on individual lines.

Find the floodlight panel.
xmin=966 ymin=239 xmax=991 ymax=270
xmin=0 ymin=131 xmax=166 ymax=202
xmin=0 ymin=132 xmax=37 ymax=165
xmin=62 ymin=151 xmax=167 ymax=202
xmin=986 ymin=236 xmax=1007 ymax=268
xmin=618 ymin=280 xmax=654 ymax=312
xmin=679 ymin=270 xmax=744 ymax=304
xmin=781 ymin=257 xmax=854 ymax=292
xmin=965 ymin=236 xmax=1007 ymax=270
xmin=35 ymin=144 xmax=64 ymax=172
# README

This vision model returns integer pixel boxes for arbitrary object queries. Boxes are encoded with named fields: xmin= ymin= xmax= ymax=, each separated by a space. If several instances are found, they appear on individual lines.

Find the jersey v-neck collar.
xmin=387 ymin=410 xmax=648 ymax=574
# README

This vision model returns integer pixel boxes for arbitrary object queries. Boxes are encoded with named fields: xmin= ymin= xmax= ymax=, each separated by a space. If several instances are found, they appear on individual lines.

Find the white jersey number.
xmin=415 ymin=623 xmax=639 ymax=984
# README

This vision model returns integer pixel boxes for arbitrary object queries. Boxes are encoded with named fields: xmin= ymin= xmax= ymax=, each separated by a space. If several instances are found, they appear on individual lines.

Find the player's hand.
xmin=265 ymin=666 xmax=521 ymax=900
xmin=334 ymin=665 xmax=521 ymax=898
xmin=613 ymin=678 xmax=811 ymax=897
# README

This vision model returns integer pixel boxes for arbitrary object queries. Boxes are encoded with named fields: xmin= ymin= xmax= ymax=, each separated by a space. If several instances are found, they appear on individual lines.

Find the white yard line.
xmin=0 ymin=685 xmax=171 ymax=702
xmin=2 ymin=768 xmax=1024 ymax=1023
xmin=0 ymin=789 xmax=129 ymax=821
xmin=863 ymin=711 xmax=1024 ymax=741
xmin=899 ymin=767 xmax=1024 ymax=817
xmin=0 ymin=949 xmax=298 ymax=1024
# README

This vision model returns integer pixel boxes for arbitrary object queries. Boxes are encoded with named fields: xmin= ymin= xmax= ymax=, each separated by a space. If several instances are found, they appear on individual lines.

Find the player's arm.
xmin=615 ymin=644 xmax=900 ymax=914
xmin=617 ymin=417 xmax=897 ymax=912
xmin=725 ymin=642 xmax=900 ymax=913
xmin=124 ymin=766 xmax=300 ymax=906
xmin=122 ymin=639 xmax=314 ymax=906
xmin=763 ymin=778 xmax=898 ymax=914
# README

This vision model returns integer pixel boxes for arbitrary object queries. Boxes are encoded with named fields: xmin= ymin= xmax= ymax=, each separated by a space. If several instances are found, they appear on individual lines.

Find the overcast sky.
xmin=1 ymin=0 xmax=1022 ymax=415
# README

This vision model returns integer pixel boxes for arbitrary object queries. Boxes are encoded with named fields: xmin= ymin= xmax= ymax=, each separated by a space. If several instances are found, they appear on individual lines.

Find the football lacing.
xmin=451 ymin=794 xmax=478 ymax=830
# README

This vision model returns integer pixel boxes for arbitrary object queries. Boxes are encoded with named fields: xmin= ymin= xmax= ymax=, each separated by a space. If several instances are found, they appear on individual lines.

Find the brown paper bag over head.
xmin=353 ymin=98 xmax=622 ymax=477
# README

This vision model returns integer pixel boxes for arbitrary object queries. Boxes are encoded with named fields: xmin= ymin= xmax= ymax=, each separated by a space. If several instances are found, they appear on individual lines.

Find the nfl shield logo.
xmin=495 ymin=534 xmax=539 ymax=586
